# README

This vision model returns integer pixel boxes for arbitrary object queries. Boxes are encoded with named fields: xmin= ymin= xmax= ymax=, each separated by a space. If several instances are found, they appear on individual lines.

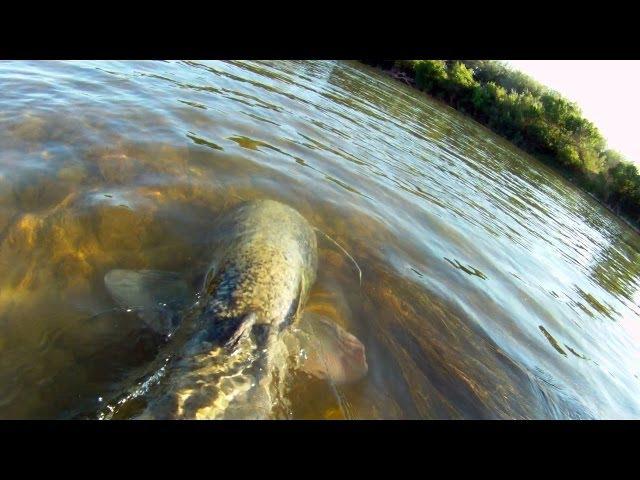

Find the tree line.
xmin=362 ymin=60 xmax=640 ymax=226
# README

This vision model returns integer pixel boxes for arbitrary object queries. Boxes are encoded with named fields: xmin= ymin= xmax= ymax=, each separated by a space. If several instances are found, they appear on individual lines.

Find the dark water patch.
xmin=228 ymin=135 xmax=275 ymax=152
xmin=538 ymin=326 xmax=567 ymax=357
xmin=324 ymin=175 xmax=373 ymax=200
xmin=575 ymin=285 xmax=615 ymax=320
xmin=179 ymin=99 xmax=207 ymax=110
xmin=186 ymin=132 xmax=223 ymax=151
xmin=564 ymin=344 xmax=589 ymax=360
xmin=443 ymin=257 xmax=488 ymax=280
xmin=410 ymin=267 xmax=424 ymax=277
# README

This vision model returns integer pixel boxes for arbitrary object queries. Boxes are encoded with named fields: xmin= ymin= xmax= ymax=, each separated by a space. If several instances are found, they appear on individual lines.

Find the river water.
xmin=1 ymin=60 xmax=640 ymax=419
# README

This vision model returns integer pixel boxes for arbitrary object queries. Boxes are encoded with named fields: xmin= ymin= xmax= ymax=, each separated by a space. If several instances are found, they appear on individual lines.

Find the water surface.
xmin=1 ymin=60 xmax=640 ymax=419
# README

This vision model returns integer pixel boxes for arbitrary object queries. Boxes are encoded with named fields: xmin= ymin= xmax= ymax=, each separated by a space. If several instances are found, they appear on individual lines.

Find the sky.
xmin=506 ymin=61 xmax=640 ymax=163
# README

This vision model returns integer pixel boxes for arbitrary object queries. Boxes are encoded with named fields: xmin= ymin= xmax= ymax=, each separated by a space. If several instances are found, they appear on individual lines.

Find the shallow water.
xmin=1 ymin=60 xmax=640 ymax=419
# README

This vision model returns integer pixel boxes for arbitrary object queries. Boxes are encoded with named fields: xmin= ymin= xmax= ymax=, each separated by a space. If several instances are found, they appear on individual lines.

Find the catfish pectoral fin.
xmin=104 ymin=269 xmax=191 ymax=335
xmin=293 ymin=312 xmax=368 ymax=384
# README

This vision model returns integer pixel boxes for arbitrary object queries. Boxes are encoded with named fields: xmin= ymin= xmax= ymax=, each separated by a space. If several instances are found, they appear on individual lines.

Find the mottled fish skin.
xmin=203 ymin=199 xmax=317 ymax=333
xmin=139 ymin=200 xmax=318 ymax=419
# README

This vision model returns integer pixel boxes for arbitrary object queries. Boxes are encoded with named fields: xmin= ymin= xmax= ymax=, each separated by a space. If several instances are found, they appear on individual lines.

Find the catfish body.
xmin=104 ymin=199 xmax=366 ymax=419
xmin=201 ymin=199 xmax=318 ymax=345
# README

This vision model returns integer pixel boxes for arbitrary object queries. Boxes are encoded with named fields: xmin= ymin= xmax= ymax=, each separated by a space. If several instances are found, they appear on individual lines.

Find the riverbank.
xmin=361 ymin=60 xmax=640 ymax=230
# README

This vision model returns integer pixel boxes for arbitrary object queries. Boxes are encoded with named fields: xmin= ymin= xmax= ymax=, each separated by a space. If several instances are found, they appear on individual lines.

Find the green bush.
xmin=414 ymin=60 xmax=448 ymax=92
xmin=558 ymin=143 xmax=582 ymax=170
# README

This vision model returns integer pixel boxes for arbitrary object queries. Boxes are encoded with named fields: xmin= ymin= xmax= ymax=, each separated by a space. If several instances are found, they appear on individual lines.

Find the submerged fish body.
xmin=202 ymin=199 xmax=318 ymax=343
xmin=149 ymin=199 xmax=318 ymax=419
xmin=104 ymin=199 xmax=366 ymax=419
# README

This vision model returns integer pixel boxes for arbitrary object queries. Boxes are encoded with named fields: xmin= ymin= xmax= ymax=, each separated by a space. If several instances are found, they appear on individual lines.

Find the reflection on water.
xmin=2 ymin=60 xmax=640 ymax=418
